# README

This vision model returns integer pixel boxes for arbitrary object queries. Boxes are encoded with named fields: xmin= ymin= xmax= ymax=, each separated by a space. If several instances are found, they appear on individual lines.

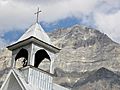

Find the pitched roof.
xmin=16 ymin=23 xmax=51 ymax=45
xmin=0 ymin=68 xmax=70 ymax=90
xmin=0 ymin=69 xmax=39 ymax=90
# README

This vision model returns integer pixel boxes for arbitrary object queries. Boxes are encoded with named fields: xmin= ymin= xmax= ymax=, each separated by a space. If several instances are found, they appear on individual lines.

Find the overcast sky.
xmin=0 ymin=0 xmax=120 ymax=48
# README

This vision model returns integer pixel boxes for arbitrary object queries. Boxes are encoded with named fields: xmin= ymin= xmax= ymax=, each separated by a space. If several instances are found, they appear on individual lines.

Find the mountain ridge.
xmin=50 ymin=24 xmax=120 ymax=72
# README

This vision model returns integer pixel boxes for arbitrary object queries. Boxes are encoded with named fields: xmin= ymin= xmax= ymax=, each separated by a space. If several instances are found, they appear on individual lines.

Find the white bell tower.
xmin=7 ymin=21 xmax=60 ymax=90
xmin=6 ymin=8 xmax=60 ymax=90
xmin=7 ymin=23 xmax=60 ymax=73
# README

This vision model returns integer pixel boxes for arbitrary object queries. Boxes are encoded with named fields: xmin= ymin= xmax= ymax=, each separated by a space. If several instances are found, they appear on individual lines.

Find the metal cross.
xmin=35 ymin=7 xmax=42 ymax=23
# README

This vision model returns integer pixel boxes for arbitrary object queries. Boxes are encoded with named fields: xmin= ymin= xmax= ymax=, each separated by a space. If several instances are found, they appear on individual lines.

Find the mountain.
xmin=49 ymin=25 xmax=120 ymax=72
xmin=50 ymin=25 xmax=120 ymax=90
xmin=73 ymin=67 xmax=120 ymax=90
xmin=0 ymin=24 xmax=120 ymax=90
xmin=53 ymin=67 xmax=120 ymax=90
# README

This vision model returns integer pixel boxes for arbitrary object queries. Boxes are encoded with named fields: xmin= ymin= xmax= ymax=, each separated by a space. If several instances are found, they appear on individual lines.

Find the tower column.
xmin=28 ymin=44 xmax=35 ymax=66
xmin=50 ymin=59 xmax=54 ymax=74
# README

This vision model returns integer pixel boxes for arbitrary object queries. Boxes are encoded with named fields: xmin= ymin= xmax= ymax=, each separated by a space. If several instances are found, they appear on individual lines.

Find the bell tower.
xmin=6 ymin=8 xmax=61 ymax=88
xmin=7 ymin=22 xmax=60 ymax=73
xmin=7 ymin=21 xmax=60 ymax=90
xmin=7 ymin=7 xmax=60 ymax=73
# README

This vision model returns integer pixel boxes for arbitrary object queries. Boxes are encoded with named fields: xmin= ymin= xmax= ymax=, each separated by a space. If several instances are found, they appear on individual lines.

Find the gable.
xmin=1 ymin=70 xmax=25 ymax=90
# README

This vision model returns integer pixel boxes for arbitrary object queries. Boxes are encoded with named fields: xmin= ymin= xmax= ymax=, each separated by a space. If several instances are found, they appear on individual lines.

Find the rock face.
xmin=0 ymin=48 xmax=11 ymax=86
xmin=0 ymin=24 xmax=120 ymax=90
xmin=50 ymin=25 xmax=120 ymax=90
xmin=53 ymin=67 xmax=120 ymax=90
xmin=49 ymin=25 xmax=120 ymax=72
xmin=73 ymin=67 xmax=120 ymax=90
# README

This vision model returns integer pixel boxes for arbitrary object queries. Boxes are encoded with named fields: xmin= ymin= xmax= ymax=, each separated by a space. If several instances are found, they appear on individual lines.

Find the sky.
xmin=0 ymin=0 xmax=120 ymax=48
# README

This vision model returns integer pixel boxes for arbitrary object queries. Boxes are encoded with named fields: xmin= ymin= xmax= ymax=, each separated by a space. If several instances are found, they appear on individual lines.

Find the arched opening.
xmin=15 ymin=48 xmax=28 ymax=68
xmin=34 ymin=49 xmax=51 ymax=71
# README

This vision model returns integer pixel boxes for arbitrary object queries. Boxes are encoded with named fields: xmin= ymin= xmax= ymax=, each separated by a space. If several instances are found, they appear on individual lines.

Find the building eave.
xmin=7 ymin=36 xmax=61 ymax=53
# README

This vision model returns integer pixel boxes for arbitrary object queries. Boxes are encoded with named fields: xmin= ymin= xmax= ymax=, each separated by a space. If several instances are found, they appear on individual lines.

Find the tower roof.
xmin=8 ymin=22 xmax=60 ymax=53
xmin=16 ymin=23 xmax=51 ymax=44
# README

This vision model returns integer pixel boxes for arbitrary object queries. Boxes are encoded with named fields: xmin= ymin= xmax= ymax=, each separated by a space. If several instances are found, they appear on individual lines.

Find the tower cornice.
xmin=7 ymin=36 xmax=60 ymax=53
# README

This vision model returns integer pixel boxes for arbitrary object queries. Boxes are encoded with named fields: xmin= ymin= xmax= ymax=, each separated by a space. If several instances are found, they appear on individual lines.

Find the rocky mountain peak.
xmin=50 ymin=25 xmax=115 ymax=49
xmin=49 ymin=24 xmax=120 ymax=72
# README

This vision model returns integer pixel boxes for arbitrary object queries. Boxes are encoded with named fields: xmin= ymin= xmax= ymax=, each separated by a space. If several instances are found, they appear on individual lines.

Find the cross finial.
xmin=35 ymin=7 xmax=42 ymax=23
